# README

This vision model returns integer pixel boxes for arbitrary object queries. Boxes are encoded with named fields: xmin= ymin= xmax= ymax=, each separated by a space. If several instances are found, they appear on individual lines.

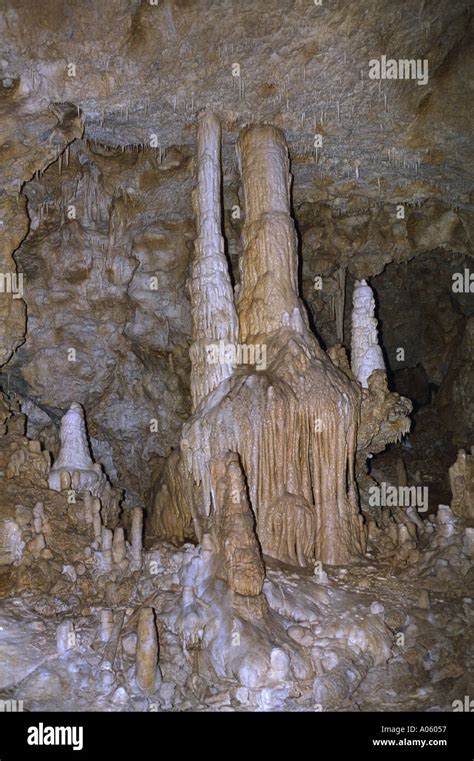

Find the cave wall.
xmin=2 ymin=141 xmax=473 ymax=509
xmin=5 ymin=140 xmax=194 ymax=506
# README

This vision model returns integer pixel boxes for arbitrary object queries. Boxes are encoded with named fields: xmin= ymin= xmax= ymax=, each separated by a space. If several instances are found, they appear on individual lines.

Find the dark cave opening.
xmin=367 ymin=251 xmax=473 ymax=514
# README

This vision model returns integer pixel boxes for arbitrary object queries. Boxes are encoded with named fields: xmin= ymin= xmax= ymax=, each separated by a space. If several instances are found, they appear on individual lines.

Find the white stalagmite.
xmin=101 ymin=527 xmax=113 ymax=571
xmin=56 ymin=621 xmax=75 ymax=654
xmin=99 ymin=610 xmax=114 ymax=642
xmin=112 ymin=527 xmax=126 ymax=564
xmin=350 ymin=279 xmax=386 ymax=388
xmin=189 ymin=111 xmax=239 ymax=410
xmin=48 ymin=403 xmax=106 ymax=495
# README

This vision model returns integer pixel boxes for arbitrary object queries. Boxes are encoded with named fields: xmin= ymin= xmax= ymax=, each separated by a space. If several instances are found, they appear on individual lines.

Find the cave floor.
xmin=1 ymin=546 xmax=471 ymax=712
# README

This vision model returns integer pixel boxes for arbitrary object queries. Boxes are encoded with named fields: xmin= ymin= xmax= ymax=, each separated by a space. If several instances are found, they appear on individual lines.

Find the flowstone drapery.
xmin=148 ymin=115 xmax=366 ymax=580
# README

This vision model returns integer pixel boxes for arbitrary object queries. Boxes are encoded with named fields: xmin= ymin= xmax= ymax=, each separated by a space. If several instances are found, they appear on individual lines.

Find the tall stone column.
xmin=189 ymin=112 xmax=239 ymax=410
xmin=236 ymin=125 xmax=306 ymax=344
xmin=150 ymin=120 xmax=366 ymax=569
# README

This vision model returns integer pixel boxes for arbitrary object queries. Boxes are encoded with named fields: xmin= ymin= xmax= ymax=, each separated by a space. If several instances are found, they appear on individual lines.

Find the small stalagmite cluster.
xmin=0 ymin=387 xmax=165 ymax=699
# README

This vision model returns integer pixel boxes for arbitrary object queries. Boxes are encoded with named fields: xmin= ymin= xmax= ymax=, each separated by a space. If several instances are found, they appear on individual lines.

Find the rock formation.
xmin=189 ymin=112 xmax=239 ymax=411
xmin=449 ymin=448 xmax=474 ymax=520
xmin=0 ymin=0 xmax=472 ymax=718
xmin=48 ymin=403 xmax=106 ymax=496
xmin=149 ymin=116 xmax=366 ymax=571
xmin=351 ymin=279 xmax=386 ymax=388
xmin=136 ymin=607 xmax=159 ymax=692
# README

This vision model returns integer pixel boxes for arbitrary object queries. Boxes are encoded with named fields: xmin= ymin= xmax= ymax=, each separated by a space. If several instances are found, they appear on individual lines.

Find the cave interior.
xmin=0 ymin=0 xmax=473 ymax=713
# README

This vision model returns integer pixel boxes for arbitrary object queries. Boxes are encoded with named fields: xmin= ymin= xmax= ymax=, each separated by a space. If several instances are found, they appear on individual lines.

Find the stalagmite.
xmin=335 ymin=266 xmax=347 ymax=343
xmin=48 ymin=403 xmax=106 ymax=496
xmin=112 ymin=527 xmax=126 ymax=564
xmin=136 ymin=607 xmax=159 ymax=691
xmin=396 ymin=457 xmax=408 ymax=487
xmin=100 ymin=610 xmax=114 ymax=642
xmin=59 ymin=470 xmax=71 ymax=490
xmin=189 ymin=111 xmax=239 ymax=410
xmin=130 ymin=507 xmax=143 ymax=569
xmin=212 ymin=452 xmax=265 ymax=599
xmin=101 ymin=527 xmax=113 ymax=571
xmin=236 ymin=124 xmax=305 ymax=341
xmin=449 ymin=448 xmax=474 ymax=520
xmin=464 ymin=528 xmax=474 ymax=559
xmin=92 ymin=498 xmax=102 ymax=545
xmin=149 ymin=118 xmax=366 ymax=568
xmin=83 ymin=491 xmax=93 ymax=525
xmin=417 ymin=589 xmax=431 ymax=609
xmin=350 ymin=279 xmax=386 ymax=388
xmin=57 ymin=621 xmax=75 ymax=654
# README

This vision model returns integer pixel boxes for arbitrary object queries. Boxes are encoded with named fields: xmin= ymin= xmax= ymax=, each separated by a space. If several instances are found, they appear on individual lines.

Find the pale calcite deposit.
xmin=48 ymin=403 xmax=106 ymax=496
xmin=189 ymin=112 xmax=239 ymax=411
xmin=351 ymin=279 xmax=386 ymax=388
